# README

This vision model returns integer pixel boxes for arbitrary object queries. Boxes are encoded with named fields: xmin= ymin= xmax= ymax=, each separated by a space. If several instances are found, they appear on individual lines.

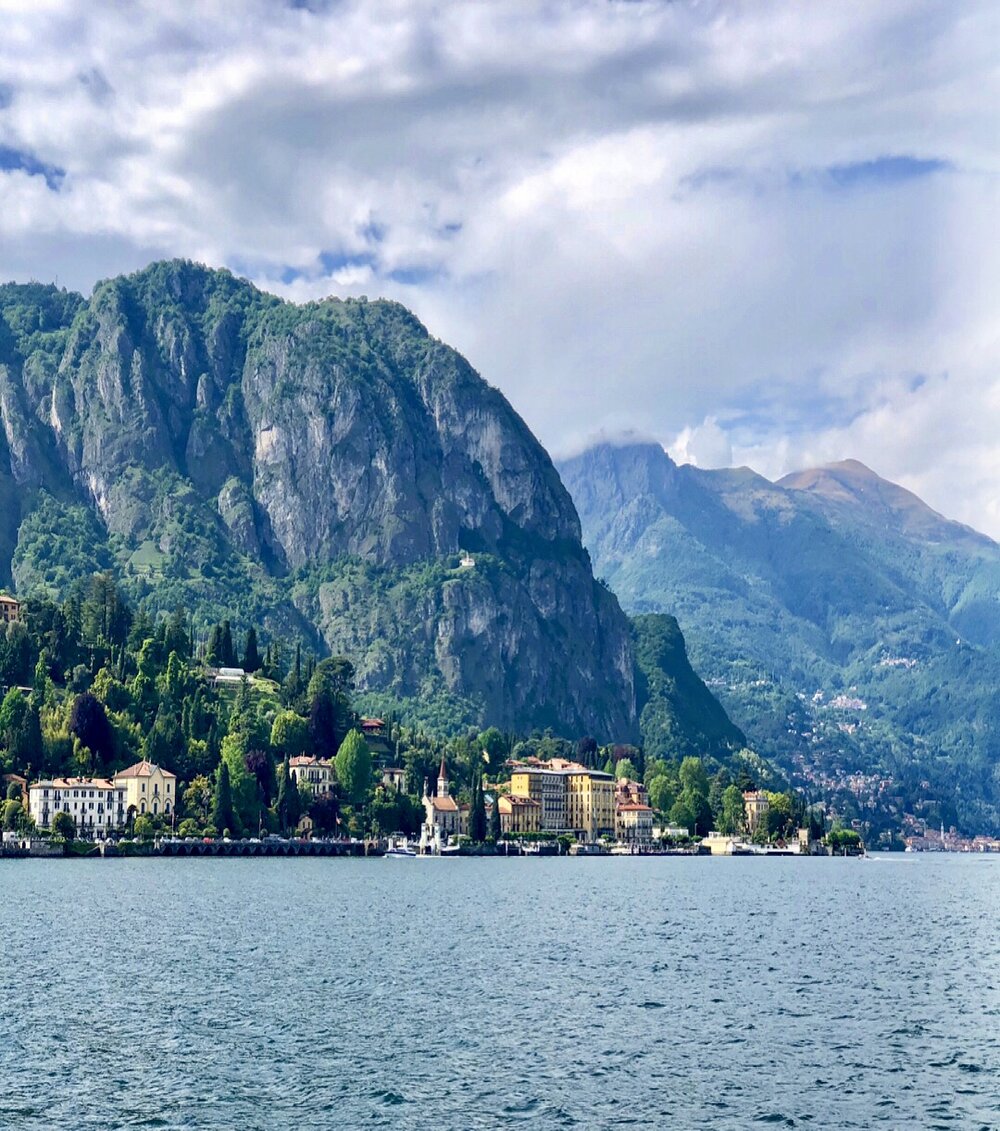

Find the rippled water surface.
xmin=1 ymin=854 xmax=998 ymax=1129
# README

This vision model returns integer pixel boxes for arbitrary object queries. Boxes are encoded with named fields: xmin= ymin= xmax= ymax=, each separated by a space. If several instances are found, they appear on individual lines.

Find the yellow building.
xmin=743 ymin=790 xmax=770 ymax=834
xmin=565 ymin=767 xmax=615 ymax=842
xmin=507 ymin=759 xmax=614 ymax=843
xmin=114 ymin=760 xmax=177 ymax=820
xmin=289 ymin=755 xmax=335 ymax=795
xmin=0 ymin=595 xmax=21 ymax=624
xmin=497 ymin=794 xmax=542 ymax=835
xmin=510 ymin=765 xmax=566 ymax=832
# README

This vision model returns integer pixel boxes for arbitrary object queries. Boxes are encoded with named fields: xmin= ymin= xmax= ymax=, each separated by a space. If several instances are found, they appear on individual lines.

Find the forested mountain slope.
xmin=560 ymin=441 xmax=1000 ymax=834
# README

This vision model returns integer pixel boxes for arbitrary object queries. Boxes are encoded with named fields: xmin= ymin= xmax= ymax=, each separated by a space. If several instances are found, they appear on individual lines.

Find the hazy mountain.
xmin=559 ymin=441 xmax=1000 ymax=834
xmin=0 ymin=261 xmax=644 ymax=738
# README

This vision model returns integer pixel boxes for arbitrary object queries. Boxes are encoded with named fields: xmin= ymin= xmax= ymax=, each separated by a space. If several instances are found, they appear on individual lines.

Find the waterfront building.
xmin=422 ymin=756 xmax=466 ymax=844
xmin=743 ymin=790 xmax=770 ymax=834
xmin=615 ymin=777 xmax=648 ymax=807
xmin=0 ymin=594 xmax=21 ymax=624
xmin=114 ymin=760 xmax=177 ymax=819
xmin=497 ymin=794 xmax=542 ymax=835
xmin=702 ymin=832 xmax=742 ymax=855
xmin=510 ymin=762 xmax=566 ymax=831
xmin=655 ymin=823 xmax=693 ymax=841
xmin=29 ymin=777 xmax=127 ymax=837
xmin=565 ymin=765 xmax=615 ymax=842
xmin=616 ymin=802 xmax=654 ymax=845
xmin=508 ymin=758 xmax=614 ymax=843
xmin=289 ymin=755 xmax=335 ymax=795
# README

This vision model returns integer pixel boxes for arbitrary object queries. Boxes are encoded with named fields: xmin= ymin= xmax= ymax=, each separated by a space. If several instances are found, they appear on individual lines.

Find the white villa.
xmin=29 ymin=778 xmax=127 ymax=837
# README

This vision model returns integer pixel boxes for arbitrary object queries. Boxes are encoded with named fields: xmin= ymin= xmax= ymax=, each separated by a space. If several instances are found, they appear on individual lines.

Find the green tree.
xmin=679 ymin=756 xmax=709 ymax=798
xmin=489 ymin=790 xmax=501 ymax=842
xmin=669 ymin=795 xmax=696 ymax=834
xmin=212 ymin=761 xmax=236 ymax=836
xmin=648 ymin=774 xmax=676 ymax=814
xmin=719 ymin=783 xmax=745 ymax=835
xmin=469 ymin=771 xmax=487 ymax=842
xmin=0 ymin=688 xmax=28 ymax=753
xmin=614 ymin=757 xmax=639 ymax=782
xmin=275 ymin=756 xmax=302 ymax=833
xmin=335 ymin=729 xmax=372 ymax=806
xmin=243 ymin=627 xmax=262 ymax=673
xmin=271 ymin=711 xmax=309 ymax=759
xmin=182 ymin=774 xmax=213 ymax=825
xmin=479 ymin=726 xmax=507 ymax=769
xmin=2 ymin=800 xmax=24 ymax=830
xmin=51 ymin=810 xmax=75 ymax=841
xmin=133 ymin=814 xmax=155 ymax=841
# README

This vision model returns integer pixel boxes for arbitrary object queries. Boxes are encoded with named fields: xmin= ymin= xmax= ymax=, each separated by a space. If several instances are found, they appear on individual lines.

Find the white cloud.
xmin=668 ymin=417 xmax=733 ymax=470
xmin=0 ymin=0 xmax=998 ymax=533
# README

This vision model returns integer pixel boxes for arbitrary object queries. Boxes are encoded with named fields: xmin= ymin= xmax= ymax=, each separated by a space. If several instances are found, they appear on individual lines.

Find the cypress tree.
xmin=212 ymin=761 xmax=235 ymax=835
xmin=470 ymin=770 xmax=488 ymax=843
xmin=276 ymin=755 xmax=302 ymax=833
xmin=205 ymin=624 xmax=223 ymax=667
xmin=220 ymin=620 xmax=235 ymax=668
xmin=243 ymin=627 xmax=262 ymax=673
xmin=489 ymin=788 xmax=501 ymax=842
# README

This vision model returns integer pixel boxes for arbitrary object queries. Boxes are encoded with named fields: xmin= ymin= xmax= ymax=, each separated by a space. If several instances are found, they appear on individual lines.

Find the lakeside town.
xmin=7 ymin=744 xmax=996 ymax=859
xmin=2 ymin=585 xmax=998 ymax=861
xmin=4 ymin=749 xmax=863 ymax=858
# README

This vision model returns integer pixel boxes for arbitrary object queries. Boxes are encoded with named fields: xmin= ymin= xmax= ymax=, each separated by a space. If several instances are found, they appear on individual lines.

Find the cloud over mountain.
xmin=1 ymin=1 xmax=997 ymax=532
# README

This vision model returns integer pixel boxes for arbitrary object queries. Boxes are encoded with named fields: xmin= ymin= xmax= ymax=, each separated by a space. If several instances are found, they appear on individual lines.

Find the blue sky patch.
xmin=826 ymin=155 xmax=950 ymax=189
xmin=318 ymin=249 xmax=376 ymax=275
xmin=386 ymin=264 xmax=443 ymax=286
xmin=0 ymin=145 xmax=65 ymax=190
xmin=358 ymin=220 xmax=386 ymax=244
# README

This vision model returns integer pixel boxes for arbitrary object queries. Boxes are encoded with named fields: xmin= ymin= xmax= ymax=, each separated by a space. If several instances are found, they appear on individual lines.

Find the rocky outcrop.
xmin=0 ymin=262 xmax=636 ymax=739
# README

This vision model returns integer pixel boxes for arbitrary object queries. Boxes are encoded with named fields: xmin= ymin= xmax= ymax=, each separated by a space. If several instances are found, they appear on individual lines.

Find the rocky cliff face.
xmin=0 ymin=262 xmax=635 ymax=739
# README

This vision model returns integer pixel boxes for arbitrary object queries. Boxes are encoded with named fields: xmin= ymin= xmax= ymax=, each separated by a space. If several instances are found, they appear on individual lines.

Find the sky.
xmin=1 ymin=1 xmax=998 ymax=535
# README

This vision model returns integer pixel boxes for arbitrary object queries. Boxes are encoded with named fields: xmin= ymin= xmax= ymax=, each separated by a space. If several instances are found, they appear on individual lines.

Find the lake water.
xmin=1 ymin=854 xmax=997 ymax=1130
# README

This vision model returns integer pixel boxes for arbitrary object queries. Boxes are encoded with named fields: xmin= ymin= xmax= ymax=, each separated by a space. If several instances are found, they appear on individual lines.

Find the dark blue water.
xmin=1 ymin=854 xmax=997 ymax=1129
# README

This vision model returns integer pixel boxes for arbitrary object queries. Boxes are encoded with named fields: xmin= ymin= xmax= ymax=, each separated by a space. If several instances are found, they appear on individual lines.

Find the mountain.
xmin=0 ymin=261 xmax=643 ymax=739
xmin=632 ymin=612 xmax=746 ymax=763
xmin=559 ymin=441 xmax=1000 ymax=835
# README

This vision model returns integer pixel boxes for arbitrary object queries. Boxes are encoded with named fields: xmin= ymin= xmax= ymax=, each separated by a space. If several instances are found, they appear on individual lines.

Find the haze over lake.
xmin=3 ymin=855 xmax=998 ymax=1130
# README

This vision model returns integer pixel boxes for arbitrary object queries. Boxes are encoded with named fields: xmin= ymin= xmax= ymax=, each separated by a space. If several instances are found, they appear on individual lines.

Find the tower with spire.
xmin=419 ymin=753 xmax=465 ymax=852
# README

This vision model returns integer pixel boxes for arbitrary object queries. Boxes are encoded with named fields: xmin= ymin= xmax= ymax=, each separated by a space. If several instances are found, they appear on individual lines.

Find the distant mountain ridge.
xmin=559 ymin=441 xmax=1000 ymax=834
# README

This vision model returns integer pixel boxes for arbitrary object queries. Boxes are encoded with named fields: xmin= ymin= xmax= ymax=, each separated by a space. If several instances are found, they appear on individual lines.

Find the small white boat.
xmin=384 ymin=836 xmax=416 ymax=858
